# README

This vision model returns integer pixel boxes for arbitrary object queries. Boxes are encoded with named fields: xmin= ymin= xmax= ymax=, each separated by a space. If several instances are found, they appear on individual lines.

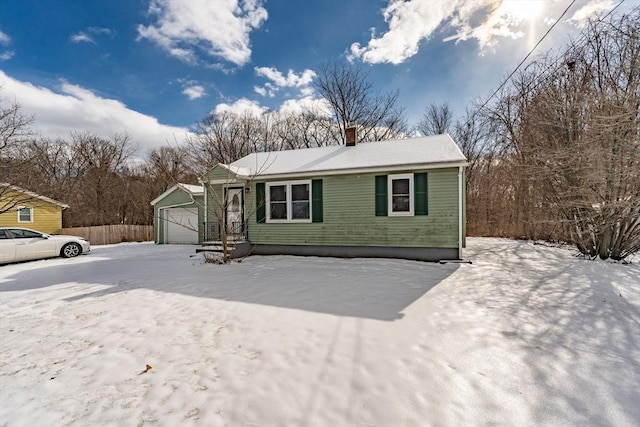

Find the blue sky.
xmin=0 ymin=0 xmax=629 ymax=154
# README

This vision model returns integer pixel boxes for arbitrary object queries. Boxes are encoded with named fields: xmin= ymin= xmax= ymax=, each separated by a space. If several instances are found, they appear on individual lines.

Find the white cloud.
xmin=350 ymin=0 xmax=551 ymax=64
xmin=87 ymin=27 xmax=115 ymax=36
xmin=0 ymin=70 xmax=189 ymax=154
xmin=254 ymin=67 xmax=316 ymax=88
xmin=213 ymin=98 xmax=268 ymax=116
xmin=253 ymin=67 xmax=316 ymax=97
xmin=568 ymin=0 xmax=615 ymax=27
xmin=350 ymin=0 xmax=459 ymax=64
xmin=70 ymin=32 xmax=96 ymax=44
xmin=253 ymin=86 xmax=268 ymax=97
xmin=211 ymin=95 xmax=330 ymax=119
xmin=70 ymin=27 xmax=116 ymax=45
xmin=278 ymin=96 xmax=331 ymax=117
xmin=0 ymin=30 xmax=10 ymax=45
xmin=137 ymin=0 xmax=268 ymax=66
xmin=0 ymin=30 xmax=13 ymax=60
xmin=182 ymin=84 xmax=206 ymax=100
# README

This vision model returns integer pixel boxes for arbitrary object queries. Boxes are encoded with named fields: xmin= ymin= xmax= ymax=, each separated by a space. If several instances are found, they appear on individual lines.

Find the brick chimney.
xmin=345 ymin=123 xmax=357 ymax=146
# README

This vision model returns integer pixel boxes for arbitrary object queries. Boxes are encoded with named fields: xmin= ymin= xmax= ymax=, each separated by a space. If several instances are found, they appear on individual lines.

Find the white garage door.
xmin=165 ymin=208 xmax=199 ymax=244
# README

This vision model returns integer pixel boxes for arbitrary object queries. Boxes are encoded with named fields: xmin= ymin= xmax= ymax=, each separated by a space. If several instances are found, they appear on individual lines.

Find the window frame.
xmin=17 ymin=206 xmax=34 ymax=223
xmin=266 ymin=180 xmax=312 ymax=223
xmin=387 ymin=173 xmax=414 ymax=216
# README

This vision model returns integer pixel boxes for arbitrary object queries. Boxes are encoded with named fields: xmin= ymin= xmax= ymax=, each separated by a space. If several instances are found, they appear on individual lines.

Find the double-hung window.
xmin=388 ymin=174 xmax=414 ymax=216
xmin=267 ymin=180 xmax=311 ymax=222
xmin=17 ymin=207 xmax=33 ymax=223
xmin=269 ymin=184 xmax=288 ymax=220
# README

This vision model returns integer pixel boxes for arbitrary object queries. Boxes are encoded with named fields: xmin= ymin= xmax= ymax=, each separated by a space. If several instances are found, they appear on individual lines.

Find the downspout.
xmin=458 ymin=166 xmax=464 ymax=260
xmin=199 ymin=177 xmax=207 ymax=242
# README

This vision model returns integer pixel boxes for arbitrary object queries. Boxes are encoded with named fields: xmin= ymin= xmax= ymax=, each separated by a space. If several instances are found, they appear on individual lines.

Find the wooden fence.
xmin=60 ymin=225 xmax=153 ymax=246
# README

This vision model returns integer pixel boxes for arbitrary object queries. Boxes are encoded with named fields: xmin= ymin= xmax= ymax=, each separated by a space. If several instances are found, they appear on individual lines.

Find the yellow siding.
xmin=0 ymin=190 xmax=64 ymax=234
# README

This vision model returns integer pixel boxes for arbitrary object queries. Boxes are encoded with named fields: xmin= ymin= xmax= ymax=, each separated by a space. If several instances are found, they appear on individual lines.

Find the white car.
xmin=0 ymin=227 xmax=90 ymax=264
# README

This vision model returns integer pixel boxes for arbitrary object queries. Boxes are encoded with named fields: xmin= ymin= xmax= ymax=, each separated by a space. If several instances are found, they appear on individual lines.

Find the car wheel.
xmin=61 ymin=242 xmax=81 ymax=258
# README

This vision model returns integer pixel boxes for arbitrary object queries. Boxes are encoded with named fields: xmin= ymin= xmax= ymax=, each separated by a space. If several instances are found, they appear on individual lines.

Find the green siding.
xmin=206 ymin=164 xmax=240 ymax=182
xmin=153 ymin=187 xmax=203 ymax=243
xmin=246 ymin=168 xmax=461 ymax=248
xmin=204 ymin=183 xmax=225 ymax=228
xmin=204 ymin=165 xmax=249 ymax=235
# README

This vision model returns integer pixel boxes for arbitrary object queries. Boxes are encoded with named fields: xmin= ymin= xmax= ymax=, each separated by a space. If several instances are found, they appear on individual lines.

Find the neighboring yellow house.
xmin=0 ymin=183 xmax=69 ymax=234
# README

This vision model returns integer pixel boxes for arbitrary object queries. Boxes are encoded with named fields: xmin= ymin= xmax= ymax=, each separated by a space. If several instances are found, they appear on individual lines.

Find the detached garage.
xmin=151 ymin=184 xmax=203 ymax=244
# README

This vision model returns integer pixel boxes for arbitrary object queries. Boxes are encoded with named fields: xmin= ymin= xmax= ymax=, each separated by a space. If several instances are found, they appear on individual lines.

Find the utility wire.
xmin=463 ymin=0 xmax=636 ymax=132
xmin=519 ymin=0 xmax=631 ymax=96
xmin=465 ymin=0 xmax=577 ymax=127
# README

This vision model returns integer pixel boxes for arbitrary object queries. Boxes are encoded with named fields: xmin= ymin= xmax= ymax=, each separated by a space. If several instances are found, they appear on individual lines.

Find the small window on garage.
xmin=17 ymin=207 xmax=33 ymax=223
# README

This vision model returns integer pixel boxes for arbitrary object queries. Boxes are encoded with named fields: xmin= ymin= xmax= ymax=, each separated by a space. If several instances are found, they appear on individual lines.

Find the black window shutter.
xmin=375 ymin=175 xmax=388 ymax=216
xmin=312 ymin=179 xmax=323 ymax=223
xmin=414 ymin=173 xmax=428 ymax=215
xmin=256 ymin=182 xmax=266 ymax=223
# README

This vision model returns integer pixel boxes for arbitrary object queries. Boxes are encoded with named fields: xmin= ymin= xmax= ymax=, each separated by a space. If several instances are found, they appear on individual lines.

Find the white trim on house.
xmin=458 ymin=166 xmax=464 ymax=259
xmin=150 ymin=183 xmax=203 ymax=206
xmin=0 ymin=183 xmax=69 ymax=209
xmin=209 ymin=178 xmax=243 ymax=185
xmin=230 ymin=161 xmax=467 ymax=181
xmin=156 ymin=201 xmax=197 ymax=244
xmin=266 ymin=179 xmax=312 ymax=223
xmin=387 ymin=173 xmax=414 ymax=217
xmin=17 ymin=206 xmax=34 ymax=223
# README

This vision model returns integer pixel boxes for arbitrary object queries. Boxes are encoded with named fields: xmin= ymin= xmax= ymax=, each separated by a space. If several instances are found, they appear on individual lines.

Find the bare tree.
xmin=0 ymin=93 xmax=45 ymax=214
xmin=186 ymin=111 xmax=261 ymax=174
xmin=271 ymin=110 xmax=336 ymax=150
xmin=417 ymin=103 xmax=454 ymax=136
xmin=72 ymin=132 xmax=137 ymax=225
xmin=145 ymin=145 xmax=197 ymax=192
xmin=0 ymin=95 xmax=34 ymax=153
xmin=314 ymin=61 xmax=408 ymax=143
xmin=477 ymin=10 xmax=640 ymax=259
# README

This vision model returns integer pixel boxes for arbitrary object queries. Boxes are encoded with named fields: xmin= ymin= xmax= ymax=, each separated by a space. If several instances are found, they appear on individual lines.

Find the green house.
xmin=193 ymin=133 xmax=467 ymax=261
xmin=151 ymin=183 xmax=204 ymax=244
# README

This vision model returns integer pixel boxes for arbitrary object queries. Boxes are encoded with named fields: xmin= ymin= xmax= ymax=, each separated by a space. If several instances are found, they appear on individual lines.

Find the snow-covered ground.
xmin=0 ymin=238 xmax=638 ymax=426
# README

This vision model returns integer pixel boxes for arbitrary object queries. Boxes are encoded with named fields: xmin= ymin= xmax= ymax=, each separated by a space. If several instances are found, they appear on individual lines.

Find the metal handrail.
xmin=203 ymin=220 xmax=247 ymax=242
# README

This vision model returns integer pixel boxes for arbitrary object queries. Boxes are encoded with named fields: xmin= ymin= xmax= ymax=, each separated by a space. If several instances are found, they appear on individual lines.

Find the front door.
xmin=225 ymin=187 xmax=244 ymax=238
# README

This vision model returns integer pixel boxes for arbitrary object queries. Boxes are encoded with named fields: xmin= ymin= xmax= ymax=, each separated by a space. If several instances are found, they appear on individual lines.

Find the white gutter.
xmin=458 ymin=166 xmax=464 ymax=260
xmin=199 ymin=177 xmax=207 ymax=235
xmin=218 ymin=161 xmax=469 ymax=183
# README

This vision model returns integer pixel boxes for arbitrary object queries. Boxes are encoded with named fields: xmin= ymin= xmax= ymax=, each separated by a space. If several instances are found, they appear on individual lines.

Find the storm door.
xmin=225 ymin=187 xmax=245 ymax=239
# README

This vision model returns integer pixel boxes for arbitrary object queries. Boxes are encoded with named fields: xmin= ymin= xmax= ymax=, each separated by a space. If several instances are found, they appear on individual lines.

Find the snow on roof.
xmin=218 ymin=164 xmax=253 ymax=177
xmin=179 ymin=184 xmax=204 ymax=195
xmin=150 ymin=183 xmax=203 ymax=205
xmin=229 ymin=134 xmax=466 ymax=178
xmin=0 ymin=183 xmax=69 ymax=208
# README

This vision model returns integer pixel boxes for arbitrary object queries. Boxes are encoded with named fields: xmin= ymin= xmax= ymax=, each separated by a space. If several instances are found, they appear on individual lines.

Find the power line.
xmin=518 ymin=0 xmax=630 ymax=97
xmin=466 ymin=0 xmax=578 ymax=127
